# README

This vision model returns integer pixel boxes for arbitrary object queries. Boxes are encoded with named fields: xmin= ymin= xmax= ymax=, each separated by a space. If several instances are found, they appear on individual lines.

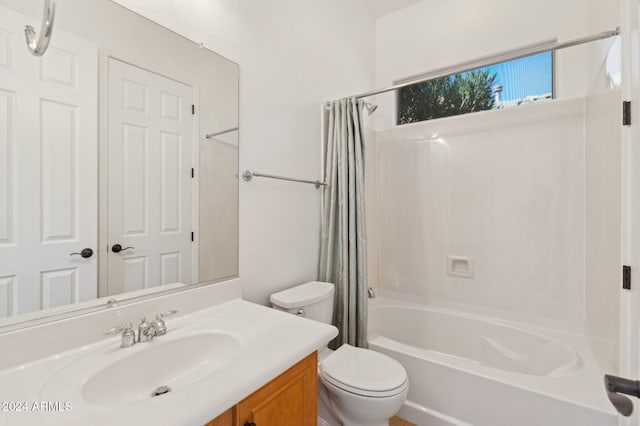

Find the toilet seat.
xmin=320 ymin=344 xmax=408 ymax=398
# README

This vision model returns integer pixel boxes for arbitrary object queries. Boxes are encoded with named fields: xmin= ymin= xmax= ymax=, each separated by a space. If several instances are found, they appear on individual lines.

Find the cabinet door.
xmin=237 ymin=352 xmax=317 ymax=426
xmin=205 ymin=408 xmax=234 ymax=426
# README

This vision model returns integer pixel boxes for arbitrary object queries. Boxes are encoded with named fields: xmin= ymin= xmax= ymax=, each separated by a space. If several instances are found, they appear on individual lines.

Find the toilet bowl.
xmin=270 ymin=282 xmax=408 ymax=426
xmin=320 ymin=344 xmax=408 ymax=426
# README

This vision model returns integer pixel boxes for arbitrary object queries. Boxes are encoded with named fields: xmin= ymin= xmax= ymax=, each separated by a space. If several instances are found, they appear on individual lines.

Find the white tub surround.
xmin=0 ymin=281 xmax=337 ymax=426
xmin=376 ymin=98 xmax=587 ymax=331
xmin=368 ymin=297 xmax=617 ymax=426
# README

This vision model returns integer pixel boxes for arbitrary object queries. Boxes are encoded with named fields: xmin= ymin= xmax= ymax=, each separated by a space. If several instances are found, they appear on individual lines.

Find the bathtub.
xmin=368 ymin=297 xmax=617 ymax=426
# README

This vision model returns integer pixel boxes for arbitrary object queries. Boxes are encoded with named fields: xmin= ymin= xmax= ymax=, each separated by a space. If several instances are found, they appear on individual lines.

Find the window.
xmin=397 ymin=51 xmax=554 ymax=125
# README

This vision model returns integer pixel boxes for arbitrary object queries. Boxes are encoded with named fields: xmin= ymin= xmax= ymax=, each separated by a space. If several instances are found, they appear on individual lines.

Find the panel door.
xmin=0 ymin=7 xmax=98 ymax=318
xmin=107 ymin=58 xmax=193 ymax=295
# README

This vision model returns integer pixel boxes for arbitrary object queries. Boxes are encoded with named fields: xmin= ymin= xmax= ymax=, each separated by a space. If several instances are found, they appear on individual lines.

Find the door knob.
xmin=70 ymin=248 xmax=94 ymax=258
xmin=605 ymin=374 xmax=640 ymax=416
xmin=111 ymin=244 xmax=134 ymax=253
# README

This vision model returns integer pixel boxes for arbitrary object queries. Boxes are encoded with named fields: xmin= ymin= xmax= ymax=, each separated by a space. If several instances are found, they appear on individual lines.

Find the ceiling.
xmin=363 ymin=0 xmax=422 ymax=19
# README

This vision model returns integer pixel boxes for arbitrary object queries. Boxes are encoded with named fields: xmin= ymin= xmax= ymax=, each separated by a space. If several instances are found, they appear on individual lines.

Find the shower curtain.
xmin=319 ymin=97 xmax=368 ymax=349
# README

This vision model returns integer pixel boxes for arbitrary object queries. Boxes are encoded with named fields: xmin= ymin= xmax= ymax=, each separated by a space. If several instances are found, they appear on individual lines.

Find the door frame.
xmin=97 ymin=51 xmax=199 ymax=298
xmin=619 ymin=0 xmax=640 ymax=424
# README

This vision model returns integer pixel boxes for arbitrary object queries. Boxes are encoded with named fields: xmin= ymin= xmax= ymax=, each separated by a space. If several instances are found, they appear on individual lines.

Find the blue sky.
xmin=479 ymin=52 xmax=553 ymax=101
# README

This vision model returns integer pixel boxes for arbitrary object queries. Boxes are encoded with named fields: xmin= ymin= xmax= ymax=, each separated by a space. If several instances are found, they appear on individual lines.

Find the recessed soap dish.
xmin=447 ymin=256 xmax=474 ymax=278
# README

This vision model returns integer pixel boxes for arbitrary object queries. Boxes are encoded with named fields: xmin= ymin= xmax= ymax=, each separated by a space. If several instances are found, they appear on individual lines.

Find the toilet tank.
xmin=270 ymin=281 xmax=335 ymax=324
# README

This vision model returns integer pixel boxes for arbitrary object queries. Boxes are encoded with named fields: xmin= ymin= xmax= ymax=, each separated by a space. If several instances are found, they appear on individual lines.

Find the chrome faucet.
xmin=104 ymin=310 xmax=178 ymax=349
xmin=104 ymin=322 xmax=136 ymax=348
xmin=138 ymin=317 xmax=156 ymax=342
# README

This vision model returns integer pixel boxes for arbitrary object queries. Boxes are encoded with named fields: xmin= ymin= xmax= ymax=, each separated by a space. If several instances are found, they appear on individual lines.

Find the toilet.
xmin=271 ymin=281 xmax=408 ymax=426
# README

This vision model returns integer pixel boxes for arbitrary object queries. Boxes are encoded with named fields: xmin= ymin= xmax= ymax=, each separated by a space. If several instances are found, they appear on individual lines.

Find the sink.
xmin=83 ymin=332 xmax=240 ymax=405
xmin=40 ymin=324 xmax=245 ymax=406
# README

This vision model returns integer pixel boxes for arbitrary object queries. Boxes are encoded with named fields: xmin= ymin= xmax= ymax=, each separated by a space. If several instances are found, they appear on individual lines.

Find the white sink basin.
xmin=40 ymin=323 xmax=245 ymax=406
xmin=83 ymin=332 xmax=240 ymax=405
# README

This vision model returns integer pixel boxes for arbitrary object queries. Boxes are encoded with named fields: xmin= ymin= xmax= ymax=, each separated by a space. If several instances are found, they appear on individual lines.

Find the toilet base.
xmin=318 ymin=380 xmax=342 ymax=426
xmin=321 ymin=376 xmax=408 ymax=426
xmin=318 ymin=380 xmax=407 ymax=426
xmin=317 ymin=416 xmax=332 ymax=426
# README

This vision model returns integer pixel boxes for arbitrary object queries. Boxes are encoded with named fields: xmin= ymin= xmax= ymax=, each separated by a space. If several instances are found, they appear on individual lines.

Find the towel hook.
xmin=25 ymin=0 xmax=56 ymax=57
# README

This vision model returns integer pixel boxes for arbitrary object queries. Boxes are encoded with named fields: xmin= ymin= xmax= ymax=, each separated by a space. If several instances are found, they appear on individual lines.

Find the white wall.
xmin=113 ymin=0 xmax=377 ymax=304
xmin=199 ymin=132 xmax=239 ymax=282
xmin=372 ymin=0 xmax=621 ymax=130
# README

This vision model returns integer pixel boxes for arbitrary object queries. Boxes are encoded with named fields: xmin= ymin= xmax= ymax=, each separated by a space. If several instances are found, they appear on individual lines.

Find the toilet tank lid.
xmin=270 ymin=281 xmax=334 ymax=309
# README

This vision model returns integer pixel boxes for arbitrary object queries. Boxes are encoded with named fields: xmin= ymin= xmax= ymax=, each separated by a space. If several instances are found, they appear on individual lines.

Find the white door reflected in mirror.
xmin=106 ymin=59 xmax=195 ymax=295
xmin=0 ymin=6 xmax=98 ymax=316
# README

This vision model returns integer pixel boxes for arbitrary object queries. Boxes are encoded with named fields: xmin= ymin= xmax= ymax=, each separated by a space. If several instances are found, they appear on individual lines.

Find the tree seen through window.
xmin=397 ymin=51 xmax=553 ymax=125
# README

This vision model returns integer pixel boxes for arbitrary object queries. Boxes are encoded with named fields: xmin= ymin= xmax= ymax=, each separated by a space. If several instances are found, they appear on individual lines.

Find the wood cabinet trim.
xmin=205 ymin=407 xmax=235 ymax=426
xmin=238 ymin=352 xmax=317 ymax=426
xmin=205 ymin=351 xmax=318 ymax=426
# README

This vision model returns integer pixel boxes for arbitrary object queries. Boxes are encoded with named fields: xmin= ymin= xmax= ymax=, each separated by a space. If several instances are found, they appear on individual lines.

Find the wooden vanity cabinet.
xmin=207 ymin=409 xmax=234 ymax=426
xmin=205 ymin=351 xmax=318 ymax=426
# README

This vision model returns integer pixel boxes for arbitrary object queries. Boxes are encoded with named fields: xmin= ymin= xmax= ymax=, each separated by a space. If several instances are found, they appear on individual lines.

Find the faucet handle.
xmin=104 ymin=321 xmax=133 ymax=335
xmin=104 ymin=322 xmax=136 ymax=348
xmin=152 ymin=310 xmax=177 ymax=337
xmin=157 ymin=309 xmax=178 ymax=319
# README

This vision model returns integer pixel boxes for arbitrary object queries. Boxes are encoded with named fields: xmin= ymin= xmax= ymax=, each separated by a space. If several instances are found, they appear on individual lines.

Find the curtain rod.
xmin=346 ymin=27 xmax=619 ymax=102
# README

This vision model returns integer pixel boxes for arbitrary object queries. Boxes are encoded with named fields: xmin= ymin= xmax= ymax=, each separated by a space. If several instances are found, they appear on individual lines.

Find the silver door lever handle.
xmin=605 ymin=374 xmax=640 ymax=416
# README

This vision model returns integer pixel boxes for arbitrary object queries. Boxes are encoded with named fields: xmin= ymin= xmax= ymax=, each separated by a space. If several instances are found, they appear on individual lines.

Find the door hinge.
xmin=623 ymin=265 xmax=631 ymax=290
xmin=192 ymin=104 xmax=195 ymax=115
xmin=191 ymin=168 xmax=195 ymax=178
xmin=623 ymin=101 xmax=631 ymax=126
xmin=191 ymin=232 xmax=194 ymax=242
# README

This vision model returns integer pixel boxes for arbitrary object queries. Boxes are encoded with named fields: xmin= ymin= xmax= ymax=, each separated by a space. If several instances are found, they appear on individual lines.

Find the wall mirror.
xmin=0 ymin=0 xmax=239 ymax=330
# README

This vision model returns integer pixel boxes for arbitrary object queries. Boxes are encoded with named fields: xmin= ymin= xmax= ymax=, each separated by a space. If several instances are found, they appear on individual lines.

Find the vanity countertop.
xmin=0 ymin=298 xmax=337 ymax=426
